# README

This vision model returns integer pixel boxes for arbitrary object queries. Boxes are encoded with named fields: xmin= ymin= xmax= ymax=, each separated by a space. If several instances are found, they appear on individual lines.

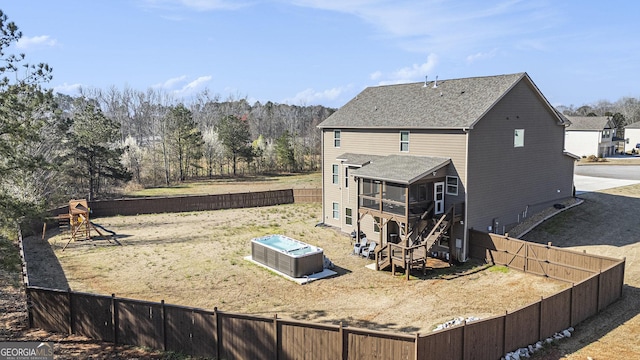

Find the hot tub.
xmin=251 ymin=234 xmax=324 ymax=278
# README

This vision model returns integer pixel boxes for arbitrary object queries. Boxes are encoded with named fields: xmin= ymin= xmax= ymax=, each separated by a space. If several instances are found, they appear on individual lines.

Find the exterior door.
xmin=434 ymin=182 xmax=444 ymax=215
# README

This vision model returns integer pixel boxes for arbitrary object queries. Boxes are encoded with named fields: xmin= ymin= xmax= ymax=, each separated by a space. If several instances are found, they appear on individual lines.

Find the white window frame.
xmin=373 ymin=216 xmax=380 ymax=233
xmin=332 ymin=164 xmax=339 ymax=184
xmin=514 ymin=129 xmax=524 ymax=148
xmin=446 ymin=176 xmax=459 ymax=196
xmin=332 ymin=202 xmax=339 ymax=220
xmin=400 ymin=131 xmax=409 ymax=152
xmin=344 ymin=166 xmax=349 ymax=188
xmin=345 ymin=207 xmax=353 ymax=226
xmin=334 ymin=130 xmax=341 ymax=147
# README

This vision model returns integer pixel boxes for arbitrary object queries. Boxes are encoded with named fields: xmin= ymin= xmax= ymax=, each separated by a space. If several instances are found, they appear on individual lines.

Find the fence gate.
xmin=524 ymin=243 xmax=549 ymax=277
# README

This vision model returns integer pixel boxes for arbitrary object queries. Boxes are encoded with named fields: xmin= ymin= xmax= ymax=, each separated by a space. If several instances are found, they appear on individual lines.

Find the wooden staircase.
xmin=375 ymin=204 xmax=457 ymax=280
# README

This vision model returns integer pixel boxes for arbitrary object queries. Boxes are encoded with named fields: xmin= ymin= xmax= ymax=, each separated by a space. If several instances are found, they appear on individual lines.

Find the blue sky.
xmin=4 ymin=1 xmax=639 ymax=108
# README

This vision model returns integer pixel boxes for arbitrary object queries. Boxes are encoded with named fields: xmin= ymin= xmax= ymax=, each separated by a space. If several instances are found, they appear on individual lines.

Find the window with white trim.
xmin=400 ymin=131 xmax=409 ymax=152
xmin=514 ymin=129 xmax=524 ymax=147
xmin=332 ymin=164 xmax=339 ymax=184
xmin=332 ymin=202 xmax=339 ymax=219
xmin=344 ymin=167 xmax=349 ymax=188
xmin=345 ymin=208 xmax=353 ymax=225
xmin=334 ymin=130 xmax=341 ymax=147
xmin=446 ymin=176 xmax=458 ymax=196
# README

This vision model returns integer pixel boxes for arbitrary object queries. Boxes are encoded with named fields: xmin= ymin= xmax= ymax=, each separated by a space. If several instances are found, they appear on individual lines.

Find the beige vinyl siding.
xmin=466 ymin=80 xmax=573 ymax=234
xmin=322 ymin=128 xmax=468 ymax=234
xmin=323 ymin=130 xmax=342 ymax=227
xmin=328 ymin=128 xmax=468 ymax=180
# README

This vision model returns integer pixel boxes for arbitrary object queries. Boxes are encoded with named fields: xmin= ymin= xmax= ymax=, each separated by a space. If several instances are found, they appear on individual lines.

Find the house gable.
xmin=318 ymin=72 xmax=575 ymax=263
xmin=319 ymin=73 xmax=529 ymax=130
xmin=465 ymin=79 xmax=574 ymax=234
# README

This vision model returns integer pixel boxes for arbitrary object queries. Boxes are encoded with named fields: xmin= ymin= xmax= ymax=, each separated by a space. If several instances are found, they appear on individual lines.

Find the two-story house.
xmin=564 ymin=116 xmax=616 ymax=157
xmin=318 ymin=73 xmax=576 ymax=273
xmin=623 ymin=121 xmax=640 ymax=154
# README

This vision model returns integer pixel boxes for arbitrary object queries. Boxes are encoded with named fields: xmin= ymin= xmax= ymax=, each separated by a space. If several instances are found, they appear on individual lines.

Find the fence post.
xmin=524 ymin=243 xmax=528 ymax=272
xmin=25 ymin=287 xmax=33 ymax=329
xmin=462 ymin=320 xmax=467 ymax=360
xmin=111 ymin=293 xmax=118 ymax=345
xmin=161 ymin=299 xmax=167 ymax=351
xmin=340 ymin=322 xmax=346 ymax=360
xmin=273 ymin=314 xmax=278 ymax=360
xmin=621 ymin=258 xmax=626 ymax=298
xmin=67 ymin=287 xmax=73 ymax=335
xmin=538 ymin=296 xmax=543 ymax=341
xmin=502 ymin=310 xmax=507 ymax=356
xmin=569 ymin=284 xmax=574 ymax=327
xmin=414 ymin=332 xmax=419 ymax=360
xmin=596 ymin=270 xmax=602 ymax=312
xmin=214 ymin=307 xmax=221 ymax=360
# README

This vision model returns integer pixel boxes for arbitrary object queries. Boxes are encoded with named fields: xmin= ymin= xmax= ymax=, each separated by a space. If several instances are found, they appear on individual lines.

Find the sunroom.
xmin=339 ymin=154 xmax=464 ymax=271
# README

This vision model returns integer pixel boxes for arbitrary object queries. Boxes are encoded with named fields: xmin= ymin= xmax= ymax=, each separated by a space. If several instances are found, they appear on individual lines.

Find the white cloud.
xmin=373 ymin=54 xmax=438 ymax=85
xmin=154 ymin=75 xmax=188 ymax=89
xmin=180 ymin=0 xmax=248 ymax=10
xmin=284 ymin=85 xmax=352 ymax=105
xmin=16 ymin=35 xmax=58 ymax=49
xmin=153 ymin=75 xmax=212 ymax=97
xmin=173 ymin=76 xmax=213 ymax=96
xmin=53 ymin=83 xmax=83 ymax=95
xmin=143 ymin=0 xmax=249 ymax=11
xmin=288 ymin=1 xmax=561 ymax=56
xmin=466 ymin=48 xmax=498 ymax=63
xmin=369 ymin=71 xmax=382 ymax=80
xmin=183 ymin=76 xmax=213 ymax=90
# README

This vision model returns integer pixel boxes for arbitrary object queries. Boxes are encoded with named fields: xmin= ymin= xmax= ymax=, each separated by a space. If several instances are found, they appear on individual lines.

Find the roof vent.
xmin=423 ymin=75 xmax=428 ymax=87
xmin=433 ymin=76 xmax=438 ymax=88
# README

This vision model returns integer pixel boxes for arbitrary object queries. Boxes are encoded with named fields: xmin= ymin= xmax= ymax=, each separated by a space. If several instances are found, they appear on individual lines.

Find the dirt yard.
xmin=25 ymin=203 xmax=566 ymax=336
xmin=5 ymin=177 xmax=639 ymax=359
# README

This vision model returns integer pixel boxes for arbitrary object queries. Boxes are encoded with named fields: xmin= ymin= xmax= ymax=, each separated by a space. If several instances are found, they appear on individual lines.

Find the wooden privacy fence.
xmin=26 ymin=287 xmax=417 ymax=360
xmin=48 ymin=188 xmax=321 ymax=218
xmin=25 ymin=247 xmax=625 ymax=360
xmin=21 ymin=221 xmax=625 ymax=359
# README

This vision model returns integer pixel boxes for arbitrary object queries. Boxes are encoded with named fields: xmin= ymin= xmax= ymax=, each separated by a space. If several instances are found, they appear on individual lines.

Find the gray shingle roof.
xmin=318 ymin=73 xmax=531 ymax=129
xmin=565 ymin=116 xmax=612 ymax=131
xmin=335 ymin=153 xmax=383 ymax=167
xmin=626 ymin=121 xmax=640 ymax=129
xmin=351 ymin=155 xmax=451 ymax=184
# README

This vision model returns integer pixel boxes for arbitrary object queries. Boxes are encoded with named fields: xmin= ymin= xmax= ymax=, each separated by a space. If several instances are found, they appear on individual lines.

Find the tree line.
xmin=58 ymin=88 xmax=334 ymax=189
xmin=0 ymin=10 xmax=333 ymax=232
xmin=4 ymin=7 xmax=640 ymax=231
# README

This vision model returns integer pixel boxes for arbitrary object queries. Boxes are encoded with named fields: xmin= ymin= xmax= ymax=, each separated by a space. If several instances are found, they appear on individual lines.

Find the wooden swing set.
xmin=43 ymin=199 xmax=121 ymax=250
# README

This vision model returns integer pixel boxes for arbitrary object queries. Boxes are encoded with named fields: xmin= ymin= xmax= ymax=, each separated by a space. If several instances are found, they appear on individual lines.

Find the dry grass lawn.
xmin=17 ymin=173 xmax=639 ymax=358
xmin=26 ymin=202 xmax=567 ymax=335
xmin=522 ymin=184 xmax=640 ymax=359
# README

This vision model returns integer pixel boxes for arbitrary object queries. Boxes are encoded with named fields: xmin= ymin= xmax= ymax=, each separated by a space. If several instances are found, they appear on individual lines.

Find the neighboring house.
xmin=317 ymin=73 xmax=576 ymax=272
xmin=564 ymin=116 xmax=616 ymax=157
xmin=623 ymin=121 xmax=640 ymax=154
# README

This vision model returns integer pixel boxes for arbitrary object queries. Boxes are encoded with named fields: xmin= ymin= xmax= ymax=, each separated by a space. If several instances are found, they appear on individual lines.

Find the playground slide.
xmin=90 ymin=222 xmax=116 ymax=236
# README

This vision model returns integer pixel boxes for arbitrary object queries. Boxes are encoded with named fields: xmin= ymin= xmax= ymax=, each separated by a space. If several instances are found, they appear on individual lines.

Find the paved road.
xmin=575 ymin=164 xmax=640 ymax=180
xmin=574 ymin=162 xmax=640 ymax=194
